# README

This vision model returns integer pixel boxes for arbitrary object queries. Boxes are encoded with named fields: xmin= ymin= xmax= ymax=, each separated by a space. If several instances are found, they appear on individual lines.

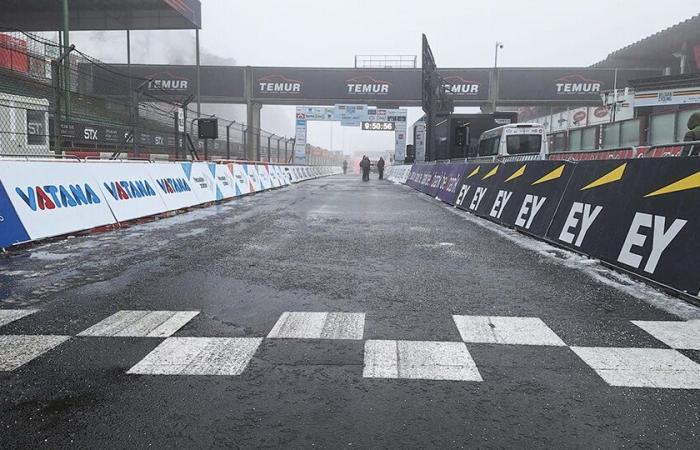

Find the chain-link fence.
xmin=0 ymin=29 xmax=300 ymax=162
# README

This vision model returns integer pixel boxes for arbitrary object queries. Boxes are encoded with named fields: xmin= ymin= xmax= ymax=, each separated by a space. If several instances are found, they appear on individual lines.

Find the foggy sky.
xmin=69 ymin=1 xmax=700 ymax=155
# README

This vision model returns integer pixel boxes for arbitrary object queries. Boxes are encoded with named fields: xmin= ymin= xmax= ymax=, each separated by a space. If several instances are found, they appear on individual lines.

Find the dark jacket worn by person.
xmin=682 ymin=112 xmax=700 ymax=156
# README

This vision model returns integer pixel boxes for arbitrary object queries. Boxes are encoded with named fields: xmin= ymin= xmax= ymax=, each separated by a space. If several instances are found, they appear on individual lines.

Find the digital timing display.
xmin=361 ymin=121 xmax=396 ymax=131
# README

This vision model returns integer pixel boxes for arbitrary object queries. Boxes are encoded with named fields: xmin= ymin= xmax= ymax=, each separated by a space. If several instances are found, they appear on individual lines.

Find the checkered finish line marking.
xmin=267 ymin=312 xmax=365 ymax=340
xmin=0 ymin=309 xmax=39 ymax=328
xmin=78 ymin=310 xmax=200 ymax=338
xmin=127 ymin=337 xmax=263 ymax=376
xmin=1 ymin=308 xmax=699 ymax=388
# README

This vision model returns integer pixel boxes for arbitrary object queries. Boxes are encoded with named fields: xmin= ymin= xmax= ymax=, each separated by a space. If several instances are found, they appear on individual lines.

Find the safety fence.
xmin=0 ymin=158 xmax=341 ymax=249
xmin=385 ymin=158 xmax=700 ymax=301
xmin=0 ymin=29 xmax=341 ymax=164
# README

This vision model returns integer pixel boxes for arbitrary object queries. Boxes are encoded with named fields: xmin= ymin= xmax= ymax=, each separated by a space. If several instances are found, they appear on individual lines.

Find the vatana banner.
xmin=0 ymin=161 xmax=117 ymax=247
xmin=545 ymin=157 xmax=700 ymax=296
xmin=88 ymin=162 xmax=169 ymax=222
xmin=0 ymin=160 xmax=341 ymax=249
xmin=146 ymin=162 xmax=201 ymax=210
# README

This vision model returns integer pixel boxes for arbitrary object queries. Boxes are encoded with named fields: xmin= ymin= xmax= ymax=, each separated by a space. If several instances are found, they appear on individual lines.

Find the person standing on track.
xmin=360 ymin=155 xmax=370 ymax=181
xmin=342 ymin=159 xmax=348 ymax=174
xmin=377 ymin=157 xmax=385 ymax=180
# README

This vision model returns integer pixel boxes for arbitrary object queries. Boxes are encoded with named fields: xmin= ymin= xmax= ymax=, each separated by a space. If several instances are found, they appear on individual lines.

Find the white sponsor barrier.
xmin=229 ymin=163 xmax=251 ymax=196
xmin=385 ymin=165 xmax=413 ymax=184
xmin=287 ymin=166 xmax=298 ymax=183
xmin=146 ymin=162 xmax=200 ymax=210
xmin=214 ymin=163 xmax=237 ymax=199
xmin=268 ymin=164 xmax=282 ymax=188
xmin=257 ymin=164 xmax=272 ymax=190
xmin=276 ymin=165 xmax=291 ymax=185
xmin=188 ymin=162 xmax=219 ymax=203
xmin=0 ymin=160 xmax=117 ymax=242
xmin=0 ymin=159 xmax=341 ymax=249
xmin=88 ymin=161 xmax=169 ymax=222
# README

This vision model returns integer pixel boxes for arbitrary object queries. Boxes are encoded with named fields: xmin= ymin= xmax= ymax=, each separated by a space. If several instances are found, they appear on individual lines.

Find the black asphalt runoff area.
xmin=1 ymin=173 xmax=699 ymax=448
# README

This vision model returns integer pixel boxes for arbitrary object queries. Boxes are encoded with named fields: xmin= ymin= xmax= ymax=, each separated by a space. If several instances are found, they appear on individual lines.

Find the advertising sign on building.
xmin=634 ymin=86 xmax=700 ymax=107
xmin=334 ymin=104 xmax=368 ymax=126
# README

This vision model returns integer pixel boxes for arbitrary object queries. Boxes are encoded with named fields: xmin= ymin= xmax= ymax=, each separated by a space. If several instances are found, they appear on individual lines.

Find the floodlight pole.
xmin=127 ymin=30 xmax=132 ymax=119
xmin=226 ymin=120 xmax=235 ymax=160
xmin=196 ymin=29 xmax=201 ymax=119
xmin=492 ymin=42 xmax=503 ymax=113
xmin=62 ymin=0 xmax=71 ymax=119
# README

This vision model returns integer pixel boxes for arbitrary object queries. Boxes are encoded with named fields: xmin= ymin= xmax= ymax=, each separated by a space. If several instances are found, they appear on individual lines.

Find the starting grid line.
xmin=1 ymin=309 xmax=700 ymax=389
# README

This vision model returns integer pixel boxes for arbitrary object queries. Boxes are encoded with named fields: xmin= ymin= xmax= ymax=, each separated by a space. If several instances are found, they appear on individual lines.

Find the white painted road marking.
xmin=571 ymin=346 xmax=700 ymax=389
xmin=78 ymin=310 xmax=200 ymax=337
xmin=0 ymin=309 xmax=39 ymax=328
xmin=631 ymin=320 xmax=700 ymax=350
xmin=127 ymin=337 xmax=263 ymax=376
xmin=0 ymin=335 xmax=70 ymax=371
xmin=267 ymin=312 xmax=365 ymax=339
xmin=363 ymin=340 xmax=483 ymax=381
xmin=452 ymin=315 xmax=566 ymax=346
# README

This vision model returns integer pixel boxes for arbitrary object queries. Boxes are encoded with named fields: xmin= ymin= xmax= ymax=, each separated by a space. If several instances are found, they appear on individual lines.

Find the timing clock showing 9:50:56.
xmin=361 ymin=121 xmax=396 ymax=131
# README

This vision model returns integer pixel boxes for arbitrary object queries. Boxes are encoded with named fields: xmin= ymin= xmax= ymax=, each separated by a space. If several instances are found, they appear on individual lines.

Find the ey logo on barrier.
xmin=15 ymin=184 xmax=101 ymax=211
xmin=490 ymin=190 xmax=513 ymax=219
xmin=618 ymin=213 xmax=686 ymax=274
xmin=103 ymin=180 xmax=156 ymax=201
xmin=156 ymin=178 xmax=192 ymax=194
xmin=558 ymin=202 xmax=603 ymax=247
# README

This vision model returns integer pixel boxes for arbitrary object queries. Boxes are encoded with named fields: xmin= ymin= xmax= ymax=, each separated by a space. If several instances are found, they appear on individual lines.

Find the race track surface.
xmin=1 ymin=174 xmax=699 ymax=448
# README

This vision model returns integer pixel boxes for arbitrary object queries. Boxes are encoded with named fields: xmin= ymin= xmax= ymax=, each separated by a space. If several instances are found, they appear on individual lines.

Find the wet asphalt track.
xmin=1 ymin=173 xmax=699 ymax=448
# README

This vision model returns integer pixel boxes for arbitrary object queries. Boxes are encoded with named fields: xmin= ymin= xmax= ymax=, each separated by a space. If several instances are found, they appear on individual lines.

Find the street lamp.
xmin=492 ymin=42 xmax=504 ymax=112
xmin=225 ymin=120 xmax=236 ymax=160
xmin=494 ymin=41 xmax=504 ymax=68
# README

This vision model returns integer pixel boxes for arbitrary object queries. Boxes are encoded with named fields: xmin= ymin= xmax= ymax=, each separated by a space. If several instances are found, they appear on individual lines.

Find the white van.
xmin=475 ymin=123 xmax=547 ymax=162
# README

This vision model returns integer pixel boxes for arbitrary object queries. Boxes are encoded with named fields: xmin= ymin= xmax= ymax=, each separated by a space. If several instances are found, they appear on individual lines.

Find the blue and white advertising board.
xmin=89 ymin=162 xmax=169 ymax=222
xmin=146 ymin=162 xmax=200 ymax=211
xmin=0 ymin=161 xmax=116 ymax=244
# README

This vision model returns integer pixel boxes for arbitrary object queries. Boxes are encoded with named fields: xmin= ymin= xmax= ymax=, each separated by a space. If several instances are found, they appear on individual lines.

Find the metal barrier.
xmin=548 ymin=147 xmax=636 ymax=161
xmin=642 ymin=140 xmax=700 ymax=158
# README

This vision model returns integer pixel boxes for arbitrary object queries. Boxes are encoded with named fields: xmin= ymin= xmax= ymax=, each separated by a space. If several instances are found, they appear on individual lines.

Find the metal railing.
xmin=0 ymin=29 xmax=317 ymax=163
